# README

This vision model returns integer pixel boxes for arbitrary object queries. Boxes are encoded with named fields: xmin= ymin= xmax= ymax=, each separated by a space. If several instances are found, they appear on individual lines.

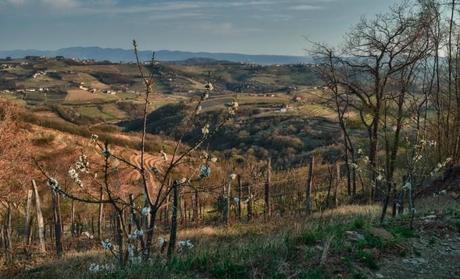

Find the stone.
xmin=345 ymin=231 xmax=365 ymax=242
xmin=369 ymin=227 xmax=393 ymax=240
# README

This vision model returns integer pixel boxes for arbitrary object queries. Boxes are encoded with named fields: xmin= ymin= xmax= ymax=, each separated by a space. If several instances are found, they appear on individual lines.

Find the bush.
xmin=32 ymin=133 xmax=55 ymax=146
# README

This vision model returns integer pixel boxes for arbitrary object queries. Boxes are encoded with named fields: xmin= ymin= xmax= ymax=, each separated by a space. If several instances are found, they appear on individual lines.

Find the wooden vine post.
xmin=305 ymin=156 xmax=314 ymax=215
xmin=167 ymin=181 xmax=179 ymax=261
xmin=264 ymin=158 xmax=271 ymax=220
xmin=51 ymin=190 xmax=63 ymax=257
xmin=32 ymin=180 xmax=46 ymax=253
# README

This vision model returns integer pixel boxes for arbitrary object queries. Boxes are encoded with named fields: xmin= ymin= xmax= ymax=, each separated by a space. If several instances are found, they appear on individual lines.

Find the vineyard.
xmin=1 ymin=0 xmax=460 ymax=278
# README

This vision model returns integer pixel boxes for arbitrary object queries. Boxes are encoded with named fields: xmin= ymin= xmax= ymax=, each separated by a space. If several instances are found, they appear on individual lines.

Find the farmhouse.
xmin=292 ymin=95 xmax=303 ymax=102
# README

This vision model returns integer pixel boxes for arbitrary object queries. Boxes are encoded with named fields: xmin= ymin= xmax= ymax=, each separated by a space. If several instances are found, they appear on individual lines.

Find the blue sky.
xmin=0 ymin=0 xmax=397 ymax=55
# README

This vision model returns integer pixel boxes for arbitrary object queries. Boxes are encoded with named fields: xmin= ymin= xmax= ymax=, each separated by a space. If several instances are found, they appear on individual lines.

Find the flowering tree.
xmin=34 ymin=41 xmax=237 ymax=265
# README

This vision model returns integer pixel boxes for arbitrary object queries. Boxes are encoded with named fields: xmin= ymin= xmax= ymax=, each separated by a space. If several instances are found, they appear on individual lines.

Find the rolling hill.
xmin=0 ymin=47 xmax=312 ymax=65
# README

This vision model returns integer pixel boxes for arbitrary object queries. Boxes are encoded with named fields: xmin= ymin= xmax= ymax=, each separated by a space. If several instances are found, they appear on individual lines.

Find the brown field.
xmin=65 ymin=89 xmax=103 ymax=102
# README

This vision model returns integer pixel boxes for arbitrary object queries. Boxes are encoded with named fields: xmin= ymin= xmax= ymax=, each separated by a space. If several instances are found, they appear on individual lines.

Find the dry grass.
xmin=7 ymin=197 xmax=458 ymax=278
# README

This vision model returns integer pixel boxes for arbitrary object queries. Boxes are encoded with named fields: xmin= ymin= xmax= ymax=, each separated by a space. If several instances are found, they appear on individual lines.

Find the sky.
xmin=0 ymin=0 xmax=397 ymax=55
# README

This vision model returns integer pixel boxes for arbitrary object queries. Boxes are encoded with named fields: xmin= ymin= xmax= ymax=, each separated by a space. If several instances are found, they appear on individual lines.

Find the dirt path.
xmin=369 ymin=211 xmax=460 ymax=279
xmin=374 ymin=233 xmax=460 ymax=278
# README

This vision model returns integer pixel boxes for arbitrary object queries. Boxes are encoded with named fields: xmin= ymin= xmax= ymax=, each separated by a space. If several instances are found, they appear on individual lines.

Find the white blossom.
xmin=128 ymin=244 xmax=135 ymax=258
xmin=90 ymin=134 xmax=99 ymax=143
xmin=68 ymin=167 xmax=83 ymax=187
xmin=129 ymin=229 xmax=144 ymax=239
xmin=88 ymin=263 xmax=115 ymax=273
xmin=141 ymin=207 xmax=151 ymax=216
xmin=362 ymin=156 xmax=369 ymax=164
xmin=201 ymin=124 xmax=210 ymax=135
xmin=229 ymin=173 xmax=237 ymax=180
xmin=134 ymin=229 xmax=144 ymax=238
xmin=160 ymin=150 xmax=168 ymax=161
xmin=89 ymin=263 xmax=100 ymax=273
xmin=204 ymin=82 xmax=214 ymax=91
xmin=75 ymin=155 xmax=89 ymax=173
xmin=178 ymin=240 xmax=194 ymax=250
xmin=47 ymin=178 xmax=60 ymax=192
xmin=82 ymin=231 xmax=94 ymax=239
xmin=101 ymin=239 xmax=112 ymax=250
xmin=402 ymin=182 xmax=411 ymax=190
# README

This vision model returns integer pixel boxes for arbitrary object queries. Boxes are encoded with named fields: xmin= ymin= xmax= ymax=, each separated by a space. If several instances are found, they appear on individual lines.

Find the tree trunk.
xmin=4 ymin=204 xmax=13 ymax=264
xmin=247 ymin=183 xmax=253 ymax=222
xmin=97 ymin=186 xmax=104 ymax=240
xmin=237 ymin=175 xmax=242 ymax=221
xmin=24 ymin=189 xmax=33 ymax=245
xmin=326 ymin=165 xmax=333 ymax=208
xmin=306 ymin=157 xmax=314 ymax=214
xmin=115 ymin=212 xmax=126 ymax=266
xmin=264 ymin=158 xmax=271 ymax=220
xmin=334 ymin=163 xmax=340 ymax=207
xmin=71 ymin=200 xmax=76 ymax=237
xmin=52 ymin=191 xmax=63 ymax=258
xmin=167 ymin=182 xmax=178 ymax=261
xmin=32 ymin=180 xmax=46 ymax=253
xmin=225 ymin=179 xmax=232 ymax=225
xmin=129 ymin=194 xmax=146 ymax=253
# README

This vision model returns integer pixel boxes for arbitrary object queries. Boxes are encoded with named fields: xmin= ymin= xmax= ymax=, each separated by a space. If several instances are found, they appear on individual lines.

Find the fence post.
xmin=237 ymin=175 xmax=242 ymax=221
xmin=335 ymin=163 xmax=340 ymax=207
xmin=71 ymin=200 xmax=76 ymax=237
xmin=52 ymin=191 xmax=63 ymax=258
xmin=306 ymin=156 xmax=314 ymax=214
xmin=24 ymin=189 xmax=33 ymax=245
xmin=247 ymin=183 xmax=253 ymax=222
xmin=97 ymin=186 xmax=104 ymax=240
xmin=4 ymin=204 xmax=13 ymax=264
xmin=194 ymin=189 xmax=199 ymax=224
xmin=226 ymin=179 xmax=232 ymax=225
xmin=32 ymin=180 xmax=46 ymax=253
xmin=264 ymin=158 xmax=271 ymax=220
xmin=167 ymin=182 xmax=178 ymax=261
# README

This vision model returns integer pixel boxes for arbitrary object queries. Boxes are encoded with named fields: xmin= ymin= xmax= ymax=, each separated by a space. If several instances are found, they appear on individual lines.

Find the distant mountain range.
xmin=0 ymin=47 xmax=312 ymax=65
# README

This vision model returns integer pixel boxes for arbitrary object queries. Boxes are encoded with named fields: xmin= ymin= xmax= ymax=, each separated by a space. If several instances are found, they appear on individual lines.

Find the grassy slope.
xmin=13 ymin=196 xmax=459 ymax=279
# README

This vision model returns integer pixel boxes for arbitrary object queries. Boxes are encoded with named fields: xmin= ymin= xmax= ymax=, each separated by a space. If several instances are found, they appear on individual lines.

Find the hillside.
xmin=1 ymin=57 xmax=327 ymax=167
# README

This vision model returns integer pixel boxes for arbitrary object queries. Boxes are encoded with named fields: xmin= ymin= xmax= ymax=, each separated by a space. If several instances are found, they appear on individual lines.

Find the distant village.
xmin=0 ymin=55 xmax=325 ymax=113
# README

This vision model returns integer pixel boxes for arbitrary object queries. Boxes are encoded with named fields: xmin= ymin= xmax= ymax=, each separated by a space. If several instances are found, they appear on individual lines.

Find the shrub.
xmin=32 ymin=133 xmax=55 ymax=146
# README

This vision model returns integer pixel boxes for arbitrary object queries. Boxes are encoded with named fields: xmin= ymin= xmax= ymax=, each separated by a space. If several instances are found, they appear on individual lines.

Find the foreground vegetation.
xmin=1 ymin=0 xmax=460 ymax=278
xmin=10 ymin=195 xmax=459 ymax=279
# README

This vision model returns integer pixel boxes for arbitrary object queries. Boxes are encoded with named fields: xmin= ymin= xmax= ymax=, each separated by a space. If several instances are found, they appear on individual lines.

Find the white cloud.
xmin=41 ymin=0 xmax=79 ymax=9
xmin=5 ymin=0 xmax=27 ymax=6
xmin=287 ymin=4 xmax=322 ymax=11
xmin=148 ymin=12 xmax=204 ymax=21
